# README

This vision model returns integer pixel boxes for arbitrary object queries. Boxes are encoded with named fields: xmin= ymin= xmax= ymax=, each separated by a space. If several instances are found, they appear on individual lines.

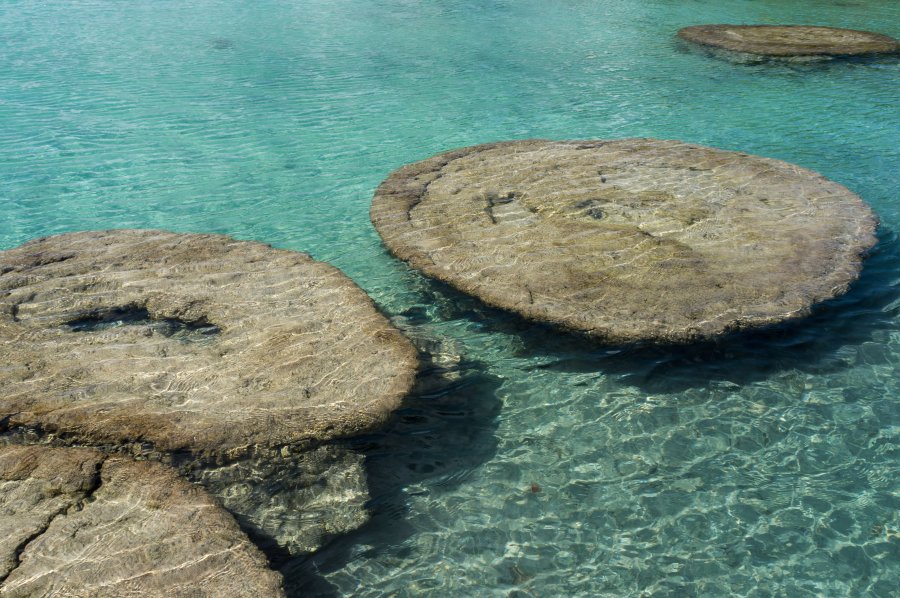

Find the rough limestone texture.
xmin=0 ymin=444 xmax=284 ymax=597
xmin=371 ymin=139 xmax=878 ymax=344
xmin=678 ymin=25 xmax=900 ymax=57
xmin=0 ymin=229 xmax=418 ymax=457
xmin=192 ymin=444 xmax=369 ymax=556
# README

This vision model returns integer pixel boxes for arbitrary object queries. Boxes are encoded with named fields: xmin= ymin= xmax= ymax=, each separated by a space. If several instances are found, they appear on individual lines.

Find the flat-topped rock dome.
xmin=371 ymin=139 xmax=878 ymax=344
xmin=678 ymin=25 xmax=900 ymax=57
xmin=0 ymin=230 xmax=418 ymax=456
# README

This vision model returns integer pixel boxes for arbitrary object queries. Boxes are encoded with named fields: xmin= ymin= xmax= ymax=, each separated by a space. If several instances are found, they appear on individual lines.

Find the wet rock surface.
xmin=0 ymin=444 xmax=284 ymax=597
xmin=371 ymin=139 xmax=878 ymax=344
xmin=678 ymin=25 xmax=900 ymax=57
xmin=0 ymin=229 xmax=418 ymax=456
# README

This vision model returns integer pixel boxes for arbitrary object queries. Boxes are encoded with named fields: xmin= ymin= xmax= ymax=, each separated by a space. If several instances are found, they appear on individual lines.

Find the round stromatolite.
xmin=677 ymin=25 xmax=900 ymax=57
xmin=371 ymin=139 xmax=878 ymax=344
xmin=0 ymin=230 xmax=418 ymax=456
xmin=0 ymin=444 xmax=285 ymax=597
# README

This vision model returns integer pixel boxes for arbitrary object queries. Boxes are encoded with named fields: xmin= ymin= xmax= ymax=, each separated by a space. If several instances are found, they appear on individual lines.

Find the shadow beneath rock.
xmin=673 ymin=37 xmax=900 ymax=71
xmin=519 ymin=229 xmax=900 ymax=393
xmin=379 ymin=229 xmax=900 ymax=396
xmin=278 ymin=338 xmax=503 ymax=596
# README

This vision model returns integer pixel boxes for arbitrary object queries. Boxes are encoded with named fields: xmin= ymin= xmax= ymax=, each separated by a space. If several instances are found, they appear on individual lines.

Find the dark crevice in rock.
xmin=485 ymin=191 xmax=520 ymax=224
xmin=407 ymin=162 xmax=451 ymax=221
xmin=1 ymin=514 xmax=63 ymax=585
xmin=0 ymin=456 xmax=106 ymax=586
xmin=403 ymin=196 xmax=422 ymax=221
xmin=80 ymin=457 xmax=106 ymax=505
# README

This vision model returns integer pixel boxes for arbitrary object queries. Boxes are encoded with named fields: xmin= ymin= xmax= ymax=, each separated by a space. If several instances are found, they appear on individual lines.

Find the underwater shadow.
xmin=672 ymin=37 xmax=900 ymax=72
xmin=525 ymin=228 xmax=900 ymax=393
xmin=377 ymin=229 xmax=900 ymax=396
xmin=278 ymin=338 xmax=503 ymax=597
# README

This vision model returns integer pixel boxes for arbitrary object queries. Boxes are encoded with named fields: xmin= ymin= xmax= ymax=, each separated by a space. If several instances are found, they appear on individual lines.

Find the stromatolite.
xmin=0 ymin=444 xmax=285 ymax=597
xmin=678 ymin=25 xmax=900 ymax=57
xmin=0 ymin=229 xmax=417 ymax=455
xmin=371 ymin=139 xmax=878 ymax=344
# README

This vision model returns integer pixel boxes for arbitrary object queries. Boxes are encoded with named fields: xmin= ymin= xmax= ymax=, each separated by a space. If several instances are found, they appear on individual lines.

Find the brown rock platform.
xmin=371 ymin=139 xmax=878 ymax=344
xmin=0 ymin=444 xmax=284 ymax=597
xmin=678 ymin=25 xmax=900 ymax=57
xmin=0 ymin=230 xmax=418 ymax=457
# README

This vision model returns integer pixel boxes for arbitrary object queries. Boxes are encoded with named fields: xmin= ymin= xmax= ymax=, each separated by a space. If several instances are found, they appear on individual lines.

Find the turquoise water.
xmin=2 ymin=0 xmax=899 ymax=595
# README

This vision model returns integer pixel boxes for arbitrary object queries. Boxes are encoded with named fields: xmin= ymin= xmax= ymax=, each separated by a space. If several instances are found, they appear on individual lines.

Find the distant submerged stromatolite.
xmin=678 ymin=25 xmax=900 ymax=58
xmin=371 ymin=139 xmax=877 ymax=344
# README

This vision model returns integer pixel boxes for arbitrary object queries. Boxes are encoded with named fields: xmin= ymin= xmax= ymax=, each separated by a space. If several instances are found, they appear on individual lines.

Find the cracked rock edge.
xmin=0 ymin=444 xmax=285 ymax=597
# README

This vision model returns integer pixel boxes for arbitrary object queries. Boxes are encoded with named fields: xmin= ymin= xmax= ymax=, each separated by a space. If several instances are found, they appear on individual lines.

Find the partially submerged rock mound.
xmin=372 ymin=139 xmax=878 ymax=344
xmin=0 ymin=444 xmax=284 ymax=597
xmin=0 ymin=229 xmax=418 ymax=456
xmin=678 ymin=25 xmax=900 ymax=57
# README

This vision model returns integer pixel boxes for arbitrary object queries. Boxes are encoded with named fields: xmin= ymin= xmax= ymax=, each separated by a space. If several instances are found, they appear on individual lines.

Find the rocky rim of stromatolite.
xmin=371 ymin=139 xmax=878 ymax=344
xmin=0 ymin=444 xmax=285 ymax=597
xmin=677 ymin=25 xmax=900 ymax=57
xmin=0 ymin=230 xmax=418 ymax=457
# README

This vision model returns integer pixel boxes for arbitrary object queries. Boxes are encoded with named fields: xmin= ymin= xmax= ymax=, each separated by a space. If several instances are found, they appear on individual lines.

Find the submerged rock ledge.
xmin=0 ymin=444 xmax=284 ymax=597
xmin=678 ymin=25 xmax=900 ymax=57
xmin=371 ymin=139 xmax=878 ymax=344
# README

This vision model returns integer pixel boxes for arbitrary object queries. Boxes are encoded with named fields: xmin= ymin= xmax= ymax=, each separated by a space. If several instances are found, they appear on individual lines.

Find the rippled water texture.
xmin=2 ymin=1 xmax=898 ymax=596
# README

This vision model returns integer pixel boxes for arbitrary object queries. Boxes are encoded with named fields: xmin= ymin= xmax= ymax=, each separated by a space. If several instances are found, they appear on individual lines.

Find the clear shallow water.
xmin=1 ymin=0 xmax=898 ymax=596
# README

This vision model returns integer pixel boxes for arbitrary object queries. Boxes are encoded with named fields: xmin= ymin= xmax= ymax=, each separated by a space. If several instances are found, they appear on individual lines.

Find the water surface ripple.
xmin=1 ymin=1 xmax=898 ymax=596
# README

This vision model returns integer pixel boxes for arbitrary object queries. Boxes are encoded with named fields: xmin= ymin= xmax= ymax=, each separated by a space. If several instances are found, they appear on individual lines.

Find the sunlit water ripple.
xmin=1 ymin=1 xmax=898 ymax=596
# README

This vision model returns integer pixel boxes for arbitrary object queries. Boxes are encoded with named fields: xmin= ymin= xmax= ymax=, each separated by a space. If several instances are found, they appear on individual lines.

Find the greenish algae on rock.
xmin=371 ymin=139 xmax=878 ymax=344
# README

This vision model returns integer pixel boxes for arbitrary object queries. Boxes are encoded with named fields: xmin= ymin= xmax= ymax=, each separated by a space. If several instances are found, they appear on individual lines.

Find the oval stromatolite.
xmin=678 ymin=25 xmax=900 ymax=57
xmin=371 ymin=139 xmax=878 ymax=344
xmin=0 ymin=230 xmax=418 ymax=456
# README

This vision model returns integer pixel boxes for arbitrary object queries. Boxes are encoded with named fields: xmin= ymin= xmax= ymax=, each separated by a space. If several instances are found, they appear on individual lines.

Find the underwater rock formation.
xmin=0 ymin=229 xmax=417 ymax=455
xmin=191 ymin=444 xmax=370 ymax=556
xmin=0 ymin=444 xmax=285 ymax=597
xmin=678 ymin=25 xmax=900 ymax=57
xmin=371 ymin=139 xmax=878 ymax=344
xmin=0 ymin=229 xmax=419 ymax=555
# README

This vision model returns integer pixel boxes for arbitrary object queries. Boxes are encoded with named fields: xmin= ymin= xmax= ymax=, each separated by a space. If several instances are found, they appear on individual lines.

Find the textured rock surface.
xmin=0 ymin=229 xmax=418 ymax=456
xmin=192 ymin=444 xmax=370 ymax=556
xmin=0 ymin=444 xmax=284 ymax=597
xmin=372 ymin=139 xmax=878 ymax=344
xmin=678 ymin=25 xmax=900 ymax=57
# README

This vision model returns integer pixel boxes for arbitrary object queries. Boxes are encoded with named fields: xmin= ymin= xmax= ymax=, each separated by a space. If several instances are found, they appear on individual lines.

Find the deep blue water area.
xmin=1 ymin=1 xmax=898 ymax=596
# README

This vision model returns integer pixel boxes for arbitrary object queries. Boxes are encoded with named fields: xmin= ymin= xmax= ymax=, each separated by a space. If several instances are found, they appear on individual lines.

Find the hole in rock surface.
xmin=65 ymin=306 xmax=220 ymax=341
